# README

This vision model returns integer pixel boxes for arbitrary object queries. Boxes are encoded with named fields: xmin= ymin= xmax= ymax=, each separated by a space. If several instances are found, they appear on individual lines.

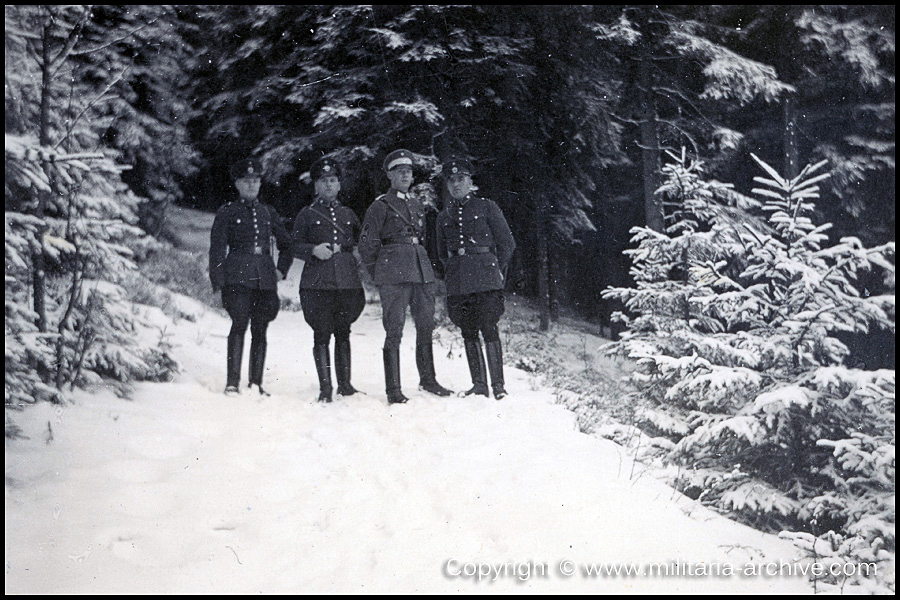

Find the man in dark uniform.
xmin=209 ymin=159 xmax=294 ymax=396
xmin=436 ymin=158 xmax=516 ymax=399
xmin=291 ymin=156 xmax=366 ymax=403
xmin=359 ymin=149 xmax=452 ymax=404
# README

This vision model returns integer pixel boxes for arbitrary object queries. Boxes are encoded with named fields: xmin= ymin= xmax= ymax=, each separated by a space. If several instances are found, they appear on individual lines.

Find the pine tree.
xmin=592 ymin=6 xmax=794 ymax=232
xmin=718 ymin=5 xmax=895 ymax=247
xmin=603 ymin=151 xmax=895 ymax=584
xmin=5 ymin=6 xmax=180 ymax=435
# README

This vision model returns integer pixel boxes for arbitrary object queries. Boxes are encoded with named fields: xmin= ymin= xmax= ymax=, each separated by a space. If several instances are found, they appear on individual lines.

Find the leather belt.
xmin=331 ymin=244 xmax=355 ymax=253
xmin=452 ymin=246 xmax=492 ymax=256
xmin=384 ymin=236 xmax=419 ymax=245
xmin=232 ymin=246 xmax=266 ymax=255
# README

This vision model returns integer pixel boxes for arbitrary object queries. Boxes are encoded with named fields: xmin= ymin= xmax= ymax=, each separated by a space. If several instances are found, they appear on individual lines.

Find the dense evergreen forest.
xmin=5 ymin=6 xmax=895 ymax=587
xmin=8 ymin=6 xmax=893 ymax=326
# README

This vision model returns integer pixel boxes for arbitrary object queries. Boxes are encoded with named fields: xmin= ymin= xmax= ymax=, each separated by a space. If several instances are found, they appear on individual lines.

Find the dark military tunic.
xmin=436 ymin=194 xmax=516 ymax=295
xmin=359 ymin=189 xmax=435 ymax=285
xmin=291 ymin=199 xmax=363 ymax=290
xmin=209 ymin=199 xmax=293 ymax=290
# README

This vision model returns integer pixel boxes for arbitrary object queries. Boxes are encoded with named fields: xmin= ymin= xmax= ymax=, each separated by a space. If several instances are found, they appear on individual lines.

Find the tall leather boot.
xmin=225 ymin=329 xmax=244 ymax=395
xmin=313 ymin=344 xmax=333 ymax=403
xmin=416 ymin=343 xmax=452 ymax=396
xmin=462 ymin=339 xmax=489 ymax=397
xmin=248 ymin=337 xmax=270 ymax=396
xmin=384 ymin=347 xmax=408 ymax=404
xmin=334 ymin=338 xmax=360 ymax=396
xmin=485 ymin=340 xmax=507 ymax=399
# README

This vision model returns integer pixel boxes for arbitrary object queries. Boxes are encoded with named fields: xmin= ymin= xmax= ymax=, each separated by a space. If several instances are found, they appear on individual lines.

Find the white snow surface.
xmin=6 ymin=214 xmax=823 ymax=593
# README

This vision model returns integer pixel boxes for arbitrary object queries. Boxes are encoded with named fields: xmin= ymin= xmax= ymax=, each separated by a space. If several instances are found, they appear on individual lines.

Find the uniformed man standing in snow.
xmin=436 ymin=158 xmax=515 ymax=399
xmin=359 ymin=149 xmax=452 ymax=404
xmin=209 ymin=159 xmax=293 ymax=396
xmin=291 ymin=156 xmax=366 ymax=403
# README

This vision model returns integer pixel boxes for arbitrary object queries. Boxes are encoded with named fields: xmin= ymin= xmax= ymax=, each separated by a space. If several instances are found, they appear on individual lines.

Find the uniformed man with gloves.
xmin=436 ymin=158 xmax=515 ymax=399
xmin=209 ymin=159 xmax=293 ymax=396
xmin=291 ymin=156 xmax=366 ymax=403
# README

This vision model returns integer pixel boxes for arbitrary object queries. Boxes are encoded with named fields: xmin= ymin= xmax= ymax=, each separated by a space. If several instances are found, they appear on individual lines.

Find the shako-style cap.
xmin=310 ymin=156 xmax=342 ymax=181
xmin=231 ymin=158 xmax=263 ymax=180
xmin=443 ymin=157 xmax=474 ymax=178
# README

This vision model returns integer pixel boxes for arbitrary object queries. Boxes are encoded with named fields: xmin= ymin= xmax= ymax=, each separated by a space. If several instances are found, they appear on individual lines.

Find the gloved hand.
xmin=312 ymin=243 xmax=334 ymax=261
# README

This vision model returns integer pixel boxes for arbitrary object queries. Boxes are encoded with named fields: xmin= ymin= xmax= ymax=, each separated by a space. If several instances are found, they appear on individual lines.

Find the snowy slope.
xmin=5 ymin=207 xmax=826 ymax=594
xmin=6 ymin=296 xmax=828 ymax=594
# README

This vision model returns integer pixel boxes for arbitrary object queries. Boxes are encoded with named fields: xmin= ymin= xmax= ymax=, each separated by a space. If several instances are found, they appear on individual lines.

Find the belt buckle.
xmin=458 ymin=248 xmax=466 ymax=256
xmin=332 ymin=245 xmax=342 ymax=253
xmin=253 ymin=246 xmax=263 ymax=255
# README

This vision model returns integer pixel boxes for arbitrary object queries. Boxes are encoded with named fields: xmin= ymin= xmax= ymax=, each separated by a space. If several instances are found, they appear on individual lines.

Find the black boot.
xmin=384 ymin=347 xmax=408 ymax=404
xmin=416 ymin=343 xmax=452 ymax=396
xmin=225 ymin=329 xmax=245 ymax=394
xmin=485 ymin=340 xmax=507 ymax=399
xmin=462 ymin=339 xmax=489 ymax=397
xmin=334 ymin=338 xmax=360 ymax=396
xmin=314 ymin=344 xmax=333 ymax=403
xmin=248 ymin=337 xmax=270 ymax=396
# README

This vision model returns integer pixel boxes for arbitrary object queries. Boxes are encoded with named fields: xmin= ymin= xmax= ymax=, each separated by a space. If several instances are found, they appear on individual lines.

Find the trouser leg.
xmin=333 ymin=288 xmax=364 ymax=396
xmin=411 ymin=283 xmax=450 ymax=395
xmin=247 ymin=289 xmax=279 ymax=393
xmin=226 ymin=325 xmax=246 ymax=389
xmin=222 ymin=286 xmax=252 ymax=391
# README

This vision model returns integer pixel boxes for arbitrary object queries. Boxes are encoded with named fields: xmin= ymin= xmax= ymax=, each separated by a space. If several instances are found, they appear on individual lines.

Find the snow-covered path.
xmin=6 ymin=293 xmax=818 ymax=594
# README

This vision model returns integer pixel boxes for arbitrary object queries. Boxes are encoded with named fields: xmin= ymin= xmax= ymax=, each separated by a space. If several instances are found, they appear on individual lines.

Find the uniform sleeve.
xmin=487 ymin=200 xmax=516 ymax=271
xmin=270 ymin=205 xmax=294 ymax=277
xmin=291 ymin=209 xmax=316 ymax=262
xmin=209 ymin=207 xmax=229 ymax=289
xmin=435 ymin=211 xmax=449 ymax=267
xmin=350 ymin=210 xmax=362 ymax=244
xmin=358 ymin=200 xmax=386 ymax=278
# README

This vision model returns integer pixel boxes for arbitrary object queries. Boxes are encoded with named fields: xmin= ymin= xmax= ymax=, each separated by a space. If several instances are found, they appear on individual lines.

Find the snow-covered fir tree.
xmin=5 ymin=6 xmax=180 ymax=437
xmin=603 ymin=150 xmax=895 ymax=588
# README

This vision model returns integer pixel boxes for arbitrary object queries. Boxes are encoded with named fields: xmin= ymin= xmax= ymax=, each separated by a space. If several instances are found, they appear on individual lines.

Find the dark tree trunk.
xmin=638 ymin=57 xmax=664 ymax=233
xmin=548 ymin=240 xmax=561 ymax=323
xmin=33 ymin=20 xmax=55 ymax=333
xmin=536 ymin=202 xmax=551 ymax=332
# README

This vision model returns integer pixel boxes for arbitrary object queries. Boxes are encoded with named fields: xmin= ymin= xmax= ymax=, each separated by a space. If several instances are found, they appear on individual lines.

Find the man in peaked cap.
xmin=290 ymin=156 xmax=366 ymax=403
xmin=436 ymin=157 xmax=515 ymax=399
xmin=209 ymin=158 xmax=294 ymax=396
xmin=358 ymin=148 xmax=452 ymax=404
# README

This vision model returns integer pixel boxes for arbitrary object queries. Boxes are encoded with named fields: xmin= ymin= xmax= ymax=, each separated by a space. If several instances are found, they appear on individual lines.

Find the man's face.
xmin=235 ymin=176 xmax=261 ymax=199
xmin=314 ymin=175 xmax=341 ymax=201
xmin=447 ymin=173 xmax=472 ymax=200
xmin=387 ymin=165 xmax=413 ymax=193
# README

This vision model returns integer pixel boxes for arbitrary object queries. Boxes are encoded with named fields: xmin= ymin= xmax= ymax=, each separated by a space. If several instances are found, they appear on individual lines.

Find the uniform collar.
xmin=454 ymin=193 xmax=474 ymax=207
xmin=314 ymin=196 xmax=339 ymax=208
xmin=391 ymin=189 xmax=408 ymax=200
xmin=238 ymin=196 xmax=260 ymax=207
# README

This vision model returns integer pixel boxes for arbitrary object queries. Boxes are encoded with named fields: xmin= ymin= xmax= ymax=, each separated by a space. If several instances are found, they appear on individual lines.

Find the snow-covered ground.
xmin=7 ymin=292 xmax=831 ymax=595
xmin=6 ymin=205 xmax=834 ymax=594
